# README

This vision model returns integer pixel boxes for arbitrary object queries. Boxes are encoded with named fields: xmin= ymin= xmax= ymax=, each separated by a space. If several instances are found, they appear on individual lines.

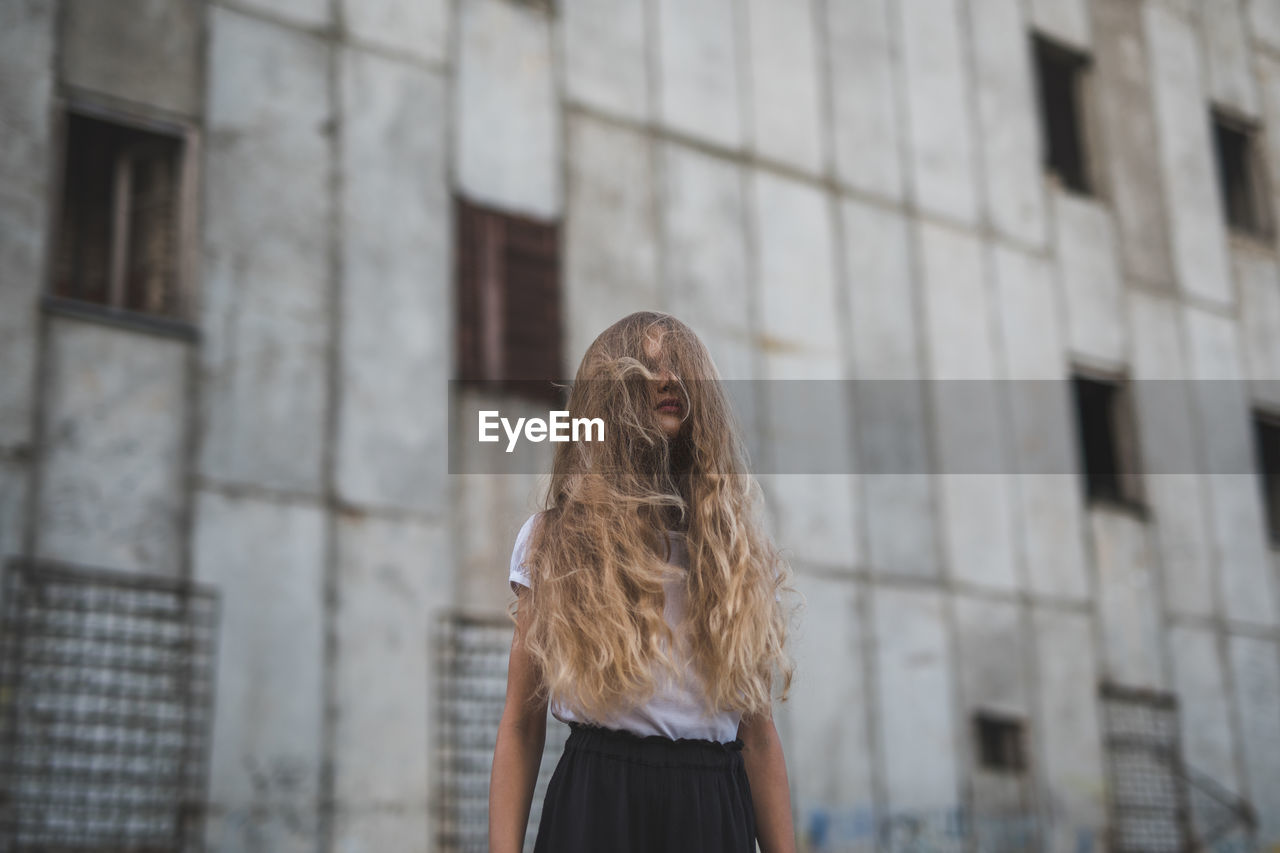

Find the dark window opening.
xmin=1033 ymin=34 xmax=1092 ymax=195
xmin=1071 ymin=373 xmax=1143 ymax=508
xmin=974 ymin=712 xmax=1026 ymax=772
xmin=455 ymin=197 xmax=562 ymax=405
xmin=52 ymin=111 xmax=187 ymax=319
xmin=1212 ymin=111 xmax=1270 ymax=238
xmin=1254 ymin=410 xmax=1280 ymax=546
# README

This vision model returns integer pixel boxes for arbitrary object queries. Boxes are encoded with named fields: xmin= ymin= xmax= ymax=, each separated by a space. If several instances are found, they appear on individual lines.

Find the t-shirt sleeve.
xmin=509 ymin=513 xmax=540 ymax=595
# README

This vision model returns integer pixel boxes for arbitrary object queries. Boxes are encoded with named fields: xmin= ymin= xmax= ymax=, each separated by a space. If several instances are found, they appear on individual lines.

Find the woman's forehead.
xmin=642 ymin=331 xmax=667 ymax=361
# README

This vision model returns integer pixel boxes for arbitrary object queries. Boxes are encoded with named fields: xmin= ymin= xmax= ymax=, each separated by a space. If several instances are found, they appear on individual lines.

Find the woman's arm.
xmin=488 ymin=588 xmax=550 ymax=853
xmin=738 ymin=711 xmax=796 ymax=853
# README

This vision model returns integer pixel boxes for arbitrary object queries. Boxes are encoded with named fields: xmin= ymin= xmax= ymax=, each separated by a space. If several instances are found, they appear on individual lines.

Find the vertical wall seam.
xmin=318 ymin=1 xmax=345 ymax=849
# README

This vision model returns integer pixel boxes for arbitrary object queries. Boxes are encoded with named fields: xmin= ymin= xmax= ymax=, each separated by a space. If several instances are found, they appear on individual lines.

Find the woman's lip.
xmin=657 ymin=402 xmax=681 ymax=412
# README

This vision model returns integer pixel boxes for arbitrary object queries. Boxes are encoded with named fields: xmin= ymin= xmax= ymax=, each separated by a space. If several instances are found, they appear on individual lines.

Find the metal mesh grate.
xmin=1099 ymin=683 xmax=1191 ymax=853
xmin=435 ymin=612 xmax=568 ymax=853
xmin=0 ymin=558 xmax=220 ymax=852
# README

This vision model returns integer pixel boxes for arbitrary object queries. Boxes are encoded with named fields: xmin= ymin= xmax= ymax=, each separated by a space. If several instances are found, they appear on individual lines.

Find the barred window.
xmin=434 ymin=613 xmax=567 ymax=852
xmin=0 ymin=559 xmax=219 ymax=849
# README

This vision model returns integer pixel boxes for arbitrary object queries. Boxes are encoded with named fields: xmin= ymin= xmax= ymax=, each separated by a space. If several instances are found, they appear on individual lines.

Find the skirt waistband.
xmin=564 ymin=720 xmax=745 ymax=769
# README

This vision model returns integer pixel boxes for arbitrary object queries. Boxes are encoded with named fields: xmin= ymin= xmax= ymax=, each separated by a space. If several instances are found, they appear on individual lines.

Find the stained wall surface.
xmin=2 ymin=0 xmax=1279 ymax=851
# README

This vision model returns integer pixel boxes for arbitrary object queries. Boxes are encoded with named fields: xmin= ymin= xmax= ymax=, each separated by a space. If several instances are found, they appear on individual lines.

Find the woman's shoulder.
xmin=509 ymin=511 xmax=547 ymax=593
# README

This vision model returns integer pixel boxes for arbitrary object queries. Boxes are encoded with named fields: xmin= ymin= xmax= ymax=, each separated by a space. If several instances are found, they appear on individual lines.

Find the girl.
xmin=488 ymin=311 xmax=798 ymax=853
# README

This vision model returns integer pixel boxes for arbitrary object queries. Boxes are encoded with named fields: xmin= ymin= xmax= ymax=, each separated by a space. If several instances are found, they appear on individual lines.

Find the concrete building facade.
xmin=3 ymin=0 xmax=1280 ymax=851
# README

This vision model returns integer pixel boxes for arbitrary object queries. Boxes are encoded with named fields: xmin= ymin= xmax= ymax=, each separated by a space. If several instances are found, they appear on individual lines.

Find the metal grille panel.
xmin=0 ymin=558 xmax=219 ymax=852
xmin=435 ymin=613 xmax=568 ymax=853
xmin=1100 ymin=684 xmax=1191 ymax=853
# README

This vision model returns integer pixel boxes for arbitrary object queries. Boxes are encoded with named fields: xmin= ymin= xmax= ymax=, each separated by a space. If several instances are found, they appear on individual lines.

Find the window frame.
xmin=1210 ymin=105 xmax=1274 ymax=241
xmin=1070 ymin=368 xmax=1147 ymax=515
xmin=1031 ymin=32 xmax=1099 ymax=198
xmin=972 ymin=710 xmax=1028 ymax=774
xmin=1253 ymin=406 xmax=1280 ymax=548
xmin=45 ymin=91 xmax=201 ymax=331
xmin=454 ymin=195 xmax=563 ymax=406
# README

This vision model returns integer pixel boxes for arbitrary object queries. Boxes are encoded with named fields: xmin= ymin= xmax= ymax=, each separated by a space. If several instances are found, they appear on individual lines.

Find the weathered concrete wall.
xmin=60 ymin=0 xmax=205 ymax=116
xmin=454 ymin=0 xmax=559 ymax=219
xmin=0 ymin=0 xmax=55 ymax=574
xmin=7 ymin=0 xmax=1280 ymax=850
xmin=194 ymin=490 xmax=326 ymax=852
xmin=337 ymin=48 xmax=450 ymax=514
xmin=563 ymin=113 xmax=659 ymax=365
xmin=201 ymin=6 xmax=332 ymax=495
xmin=36 ymin=320 xmax=188 ymax=575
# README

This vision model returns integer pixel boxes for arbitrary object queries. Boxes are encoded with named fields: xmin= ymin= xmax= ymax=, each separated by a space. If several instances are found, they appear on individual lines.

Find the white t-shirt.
xmin=508 ymin=511 xmax=744 ymax=743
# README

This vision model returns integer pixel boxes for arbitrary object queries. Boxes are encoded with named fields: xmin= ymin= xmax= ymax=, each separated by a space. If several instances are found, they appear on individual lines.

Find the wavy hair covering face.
xmin=510 ymin=311 xmax=797 ymax=724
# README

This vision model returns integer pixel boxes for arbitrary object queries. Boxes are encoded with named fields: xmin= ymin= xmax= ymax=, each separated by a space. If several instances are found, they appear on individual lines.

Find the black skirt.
xmin=532 ymin=720 xmax=758 ymax=853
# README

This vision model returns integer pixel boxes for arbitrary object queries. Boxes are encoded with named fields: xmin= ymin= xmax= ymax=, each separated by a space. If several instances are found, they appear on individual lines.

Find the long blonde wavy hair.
xmin=509 ymin=311 xmax=797 ymax=723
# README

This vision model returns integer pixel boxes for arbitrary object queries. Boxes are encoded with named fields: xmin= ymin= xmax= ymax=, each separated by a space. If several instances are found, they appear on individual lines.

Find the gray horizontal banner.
xmin=447 ymin=379 xmax=1280 ymax=476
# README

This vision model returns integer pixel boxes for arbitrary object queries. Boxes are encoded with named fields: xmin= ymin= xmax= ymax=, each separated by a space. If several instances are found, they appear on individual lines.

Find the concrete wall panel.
xmin=751 ymin=170 xmax=840 ymax=373
xmin=332 ymin=813 xmax=431 ymax=853
xmin=560 ymin=0 xmax=648 ymax=121
xmin=1228 ymin=635 xmax=1280 ymax=846
xmin=842 ymin=202 xmax=919 ymax=381
xmin=337 ymin=50 xmax=448 ymax=513
xmin=968 ymin=0 xmax=1047 ymax=247
xmin=655 ymin=0 xmax=742 ymax=150
xmin=193 ymin=490 xmax=325 ymax=851
xmin=955 ymin=597 xmax=1029 ymax=821
xmin=563 ymin=115 xmax=659 ymax=367
xmin=660 ymin=143 xmax=753 ymax=380
xmin=1233 ymin=246 xmax=1280 ymax=392
xmin=1090 ymin=0 xmax=1175 ymax=288
xmin=993 ymin=246 xmax=1089 ymax=600
xmin=790 ymin=573 xmax=875 ymax=842
xmin=343 ymin=0 xmax=448 ymax=65
xmin=843 ymin=200 xmax=937 ymax=579
xmin=1145 ymin=2 xmax=1234 ymax=305
xmin=1032 ymin=608 xmax=1106 ymax=853
xmin=456 ymin=468 xmax=546 ymax=612
xmin=0 ymin=0 xmax=55 ymax=448
xmin=823 ymin=0 xmax=902 ymax=200
xmin=1168 ymin=626 xmax=1239 ymax=791
xmin=1052 ymin=190 xmax=1125 ymax=365
xmin=1129 ymin=292 xmax=1215 ymax=619
xmin=874 ymin=586 xmax=960 ymax=814
xmin=753 ymin=172 xmax=856 ymax=568
xmin=1201 ymin=0 xmax=1259 ymax=116
xmin=745 ymin=0 xmax=824 ymax=173
xmin=1027 ymin=0 xmax=1091 ymax=50
xmin=1249 ymin=0 xmax=1280 ymax=53
xmin=201 ymin=8 xmax=331 ymax=494
xmin=1090 ymin=509 xmax=1165 ymax=688
xmin=333 ymin=515 xmax=451 ymax=809
xmin=60 ymin=0 xmax=203 ymax=115
xmin=899 ymin=0 xmax=979 ymax=224
xmin=231 ymin=0 xmax=328 ymax=29
xmin=920 ymin=224 xmax=1016 ymax=590
xmin=36 ymin=320 xmax=187 ymax=575
xmin=454 ymin=0 xmax=560 ymax=219
xmin=1184 ymin=307 xmax=1279 ymax=626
